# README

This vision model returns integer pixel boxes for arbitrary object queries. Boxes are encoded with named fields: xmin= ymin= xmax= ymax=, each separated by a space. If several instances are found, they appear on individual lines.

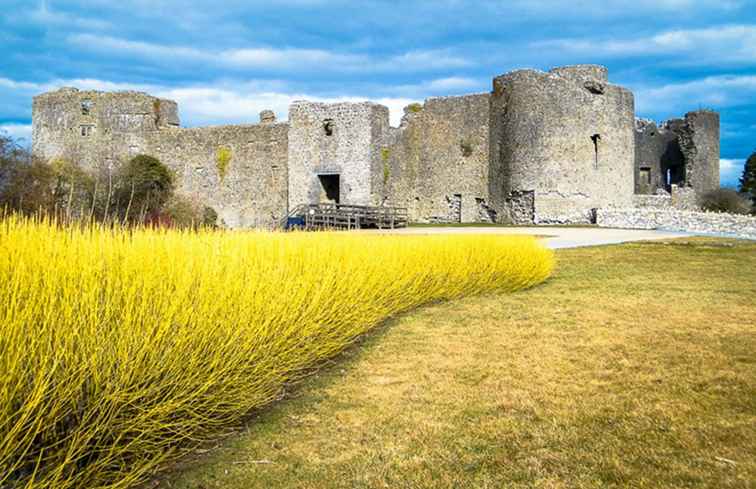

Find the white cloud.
xmin=379 ymin=50 xmax=473 ymax=71
xmin=67 ymin=34 xmax=207 ymax=61
xmin=0 ymin=74 xmax=424 ymax=128
xmin=0 ymin=124 xmax=33 ymax=143
xmin=720 ymin=158 xmax=745 ymax=187
xmin=66 ymin=34 xmax=473 ymax=73
xmin=537 ymin=24 xmax=756 ymax=64
xmin=26 ymin=0 xmax=112 ymax=29
xmin=0 ymin=78 xmax=42 ymax=91
xmin=634 ymin=74 xmax=756 ymax=116
xmin=156 ymin=86 xmax=415 ymax=126
xmin=223 ymin=48 xmax=367 ymax=70
xmin=500 ymin=0 xmax=744 ymax=21
xmin=424 ymin=77 xmax=480 ymax=91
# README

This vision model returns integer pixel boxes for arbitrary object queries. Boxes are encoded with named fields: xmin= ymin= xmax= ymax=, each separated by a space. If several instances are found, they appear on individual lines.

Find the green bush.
xmin=0 ymin=140 xmax=220 ymax=227
xmin=164 ymin=194 xmax=218 ymax=228
xmin=116 ymin=154 xmax=174 ymax=222
xmin=0 ymin=135 xmax=96 ymax=219
xmin=50 ymin=158 xmax=95 ymax=219
xmin=460 ymin=138 xmax=474 ymax=157
xmin=739 ymin=152 xmax=755 ymax=210
xmin=0 ymin=158 xmax=57 ymax=215
xmin=700 ymin=188 xmax=752 ymax=215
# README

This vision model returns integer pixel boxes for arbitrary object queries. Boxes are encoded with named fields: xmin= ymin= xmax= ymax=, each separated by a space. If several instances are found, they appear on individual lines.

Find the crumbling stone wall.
xmin=597 ymin=208 xmax=756 ymax=239
xmin=490 ymin=65 xmax=636 ymax=224
xmin=634 ymin=110 xmax=719 ymax=199
xmin=634 ymin=119 xmax=684 ymax=194
xmin=145 ymin=123 xmax=288 ymax=228
xmin=381 ymin=94 xmax=492 ymax=223
xmin=287 ymin=101 xmax=388 ymax=208
xmin=632 ymin=185 xmax=699 ymax=211
xmin=677 ymin=110 xmax=720 ymax=196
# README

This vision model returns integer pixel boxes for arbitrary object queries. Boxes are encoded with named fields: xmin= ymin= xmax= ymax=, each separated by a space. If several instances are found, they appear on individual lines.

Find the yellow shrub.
xmin=0 ymin=217 xmax=553 ymax=488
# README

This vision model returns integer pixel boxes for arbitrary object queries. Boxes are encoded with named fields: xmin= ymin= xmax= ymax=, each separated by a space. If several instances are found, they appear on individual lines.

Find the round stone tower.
xmin=489 ymin=65 xmax=635 ymax=224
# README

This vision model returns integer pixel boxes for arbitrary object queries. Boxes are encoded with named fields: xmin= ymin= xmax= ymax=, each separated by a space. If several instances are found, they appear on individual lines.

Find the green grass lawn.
xmin=159 ymin=238 xmax=756 ymax=489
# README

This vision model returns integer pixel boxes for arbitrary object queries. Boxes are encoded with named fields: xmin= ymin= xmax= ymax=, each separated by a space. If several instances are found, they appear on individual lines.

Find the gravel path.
xmin=362 ymin=226 xmax=692 ymax=249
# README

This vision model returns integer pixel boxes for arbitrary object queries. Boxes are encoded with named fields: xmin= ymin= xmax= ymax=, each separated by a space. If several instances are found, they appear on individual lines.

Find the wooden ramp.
xmin=283 ymin=204 xmax=408 ymax=230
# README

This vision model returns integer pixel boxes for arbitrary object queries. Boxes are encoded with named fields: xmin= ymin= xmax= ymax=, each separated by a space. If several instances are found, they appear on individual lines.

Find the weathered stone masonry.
xmin=287 ymin=101 xmax=388 ymax=210
xmin=634 ymin=111 xmax=720 ymax=199
xmin=490 ymin=65 xmax=635 ymax=224
xmin=32 ymin=89 xmax=288 ymax=228
xmin=382 ymin=94 xmax=492 ymax=223
xmin=146 ymin=124 xmax=288 ymax=228
xmin=31 ymin=64 xmax=720 ymax=228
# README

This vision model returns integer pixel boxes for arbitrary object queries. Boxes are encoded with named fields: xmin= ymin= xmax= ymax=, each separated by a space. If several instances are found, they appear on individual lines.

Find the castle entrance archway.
xmin=317 ymin=174 xmax=340 ymax=204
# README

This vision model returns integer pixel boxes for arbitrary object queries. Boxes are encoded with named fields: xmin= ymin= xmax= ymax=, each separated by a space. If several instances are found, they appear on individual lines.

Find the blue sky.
xmin=1 ymin=0 xmax=754 ymax=187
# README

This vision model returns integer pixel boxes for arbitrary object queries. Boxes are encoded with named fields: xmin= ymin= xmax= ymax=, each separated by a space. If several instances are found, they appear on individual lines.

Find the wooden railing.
xmin=282 ymin=203 xmax=408 ymax=230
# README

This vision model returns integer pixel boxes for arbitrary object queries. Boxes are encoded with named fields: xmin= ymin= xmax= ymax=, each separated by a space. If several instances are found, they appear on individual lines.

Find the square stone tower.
xmin=32 ymin=87 xmax=179 ymax=171
xmin=287 ymin=101 xmax=390 ymax=208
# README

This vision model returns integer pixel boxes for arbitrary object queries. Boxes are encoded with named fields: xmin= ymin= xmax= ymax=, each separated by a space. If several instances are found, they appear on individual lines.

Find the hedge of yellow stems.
xmin=0 ymin=217 xmax=553 ymax=488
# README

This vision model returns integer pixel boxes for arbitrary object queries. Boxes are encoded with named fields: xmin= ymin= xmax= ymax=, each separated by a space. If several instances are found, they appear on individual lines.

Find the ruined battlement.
xmin=30 ymin=64 xmax=720 ymax=228
xmin=549 ymin=64 xmax=609 ymax=83
xmin=634 ymin=109 xmax=720 ymax=199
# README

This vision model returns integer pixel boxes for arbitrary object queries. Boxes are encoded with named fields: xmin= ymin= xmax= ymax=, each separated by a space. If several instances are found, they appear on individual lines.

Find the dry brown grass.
xmin=162 ymin=238 xmax=756 ymax=489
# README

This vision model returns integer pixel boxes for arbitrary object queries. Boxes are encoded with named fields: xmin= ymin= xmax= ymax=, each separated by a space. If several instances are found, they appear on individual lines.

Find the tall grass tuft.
xmin=0 ymin=217 xmax=554 ymax=488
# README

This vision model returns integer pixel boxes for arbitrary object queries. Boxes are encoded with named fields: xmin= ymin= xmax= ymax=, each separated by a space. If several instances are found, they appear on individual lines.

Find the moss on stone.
xmin=460 ymin=138 xmax=474 ymax=157
xmin=381 ymin=148 xmax=391 ymax=185
xmin=153 ymin=99 xmax=161 ymax=126
xmin=406 ymin=103 xmax=423 ymax=113
xmin=215 ymin=147 xmax=232 ymax=183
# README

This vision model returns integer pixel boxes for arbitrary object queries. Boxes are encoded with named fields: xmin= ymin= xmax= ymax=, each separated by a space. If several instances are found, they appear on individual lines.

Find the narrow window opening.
xmin=81 ymin=99 xmax=93 ymax=115
xmin=590 ymin=134 xmax=601 ymax=169
xmin=639 ymin=167 xmax=651 ymax=185
xmin=80 ymin=125 xmax=93 ymax=137
xmin=323 ymin=119 xmax=334 ymax=136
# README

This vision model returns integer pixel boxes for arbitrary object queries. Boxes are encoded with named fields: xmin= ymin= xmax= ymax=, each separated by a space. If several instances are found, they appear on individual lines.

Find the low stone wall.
xmin=632 ymin=185 xmax=698 ymax=211
xmin=597 ymin=208 xmax=756 ymax=239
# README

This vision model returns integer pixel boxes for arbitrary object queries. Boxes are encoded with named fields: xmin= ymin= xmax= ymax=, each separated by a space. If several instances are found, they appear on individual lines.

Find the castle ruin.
xmin=31 ymin=64 xmax=720 ymax=227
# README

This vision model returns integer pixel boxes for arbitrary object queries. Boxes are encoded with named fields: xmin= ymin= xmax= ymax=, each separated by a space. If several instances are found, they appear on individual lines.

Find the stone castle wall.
xmin=490 ymin=65 xmax=636 ymax=224
xmin=381 ymin=94 xmax=492 ymax=223
xmin=145 ymin=124 xmax=288 ymax=228
xmin=31 ymin=64 xmax=721 ymax=229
